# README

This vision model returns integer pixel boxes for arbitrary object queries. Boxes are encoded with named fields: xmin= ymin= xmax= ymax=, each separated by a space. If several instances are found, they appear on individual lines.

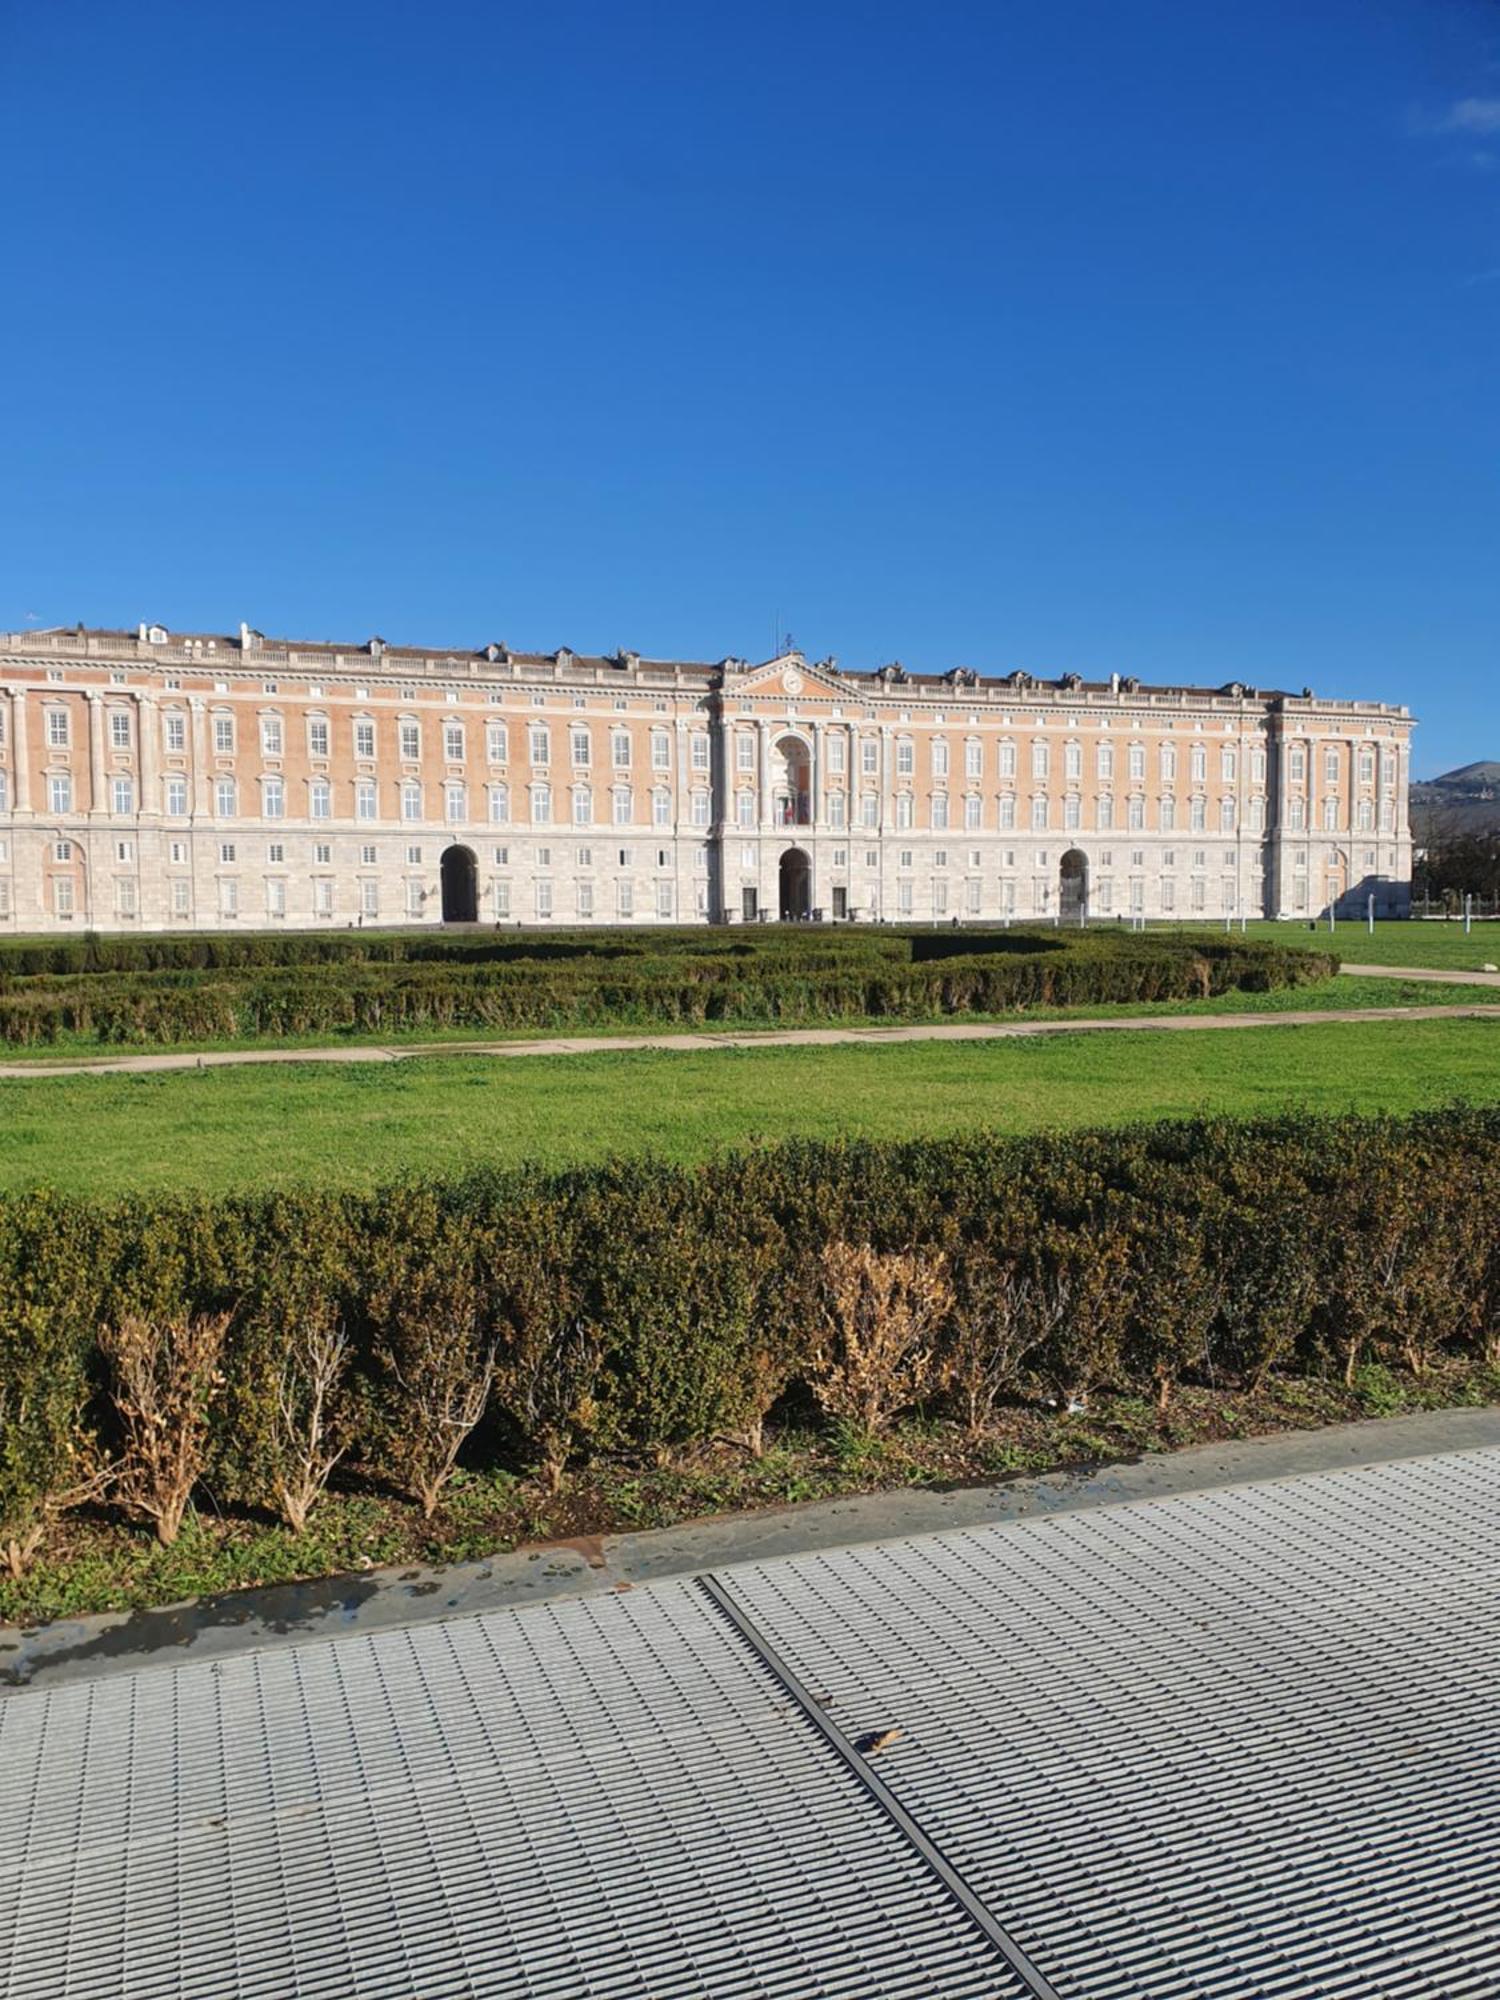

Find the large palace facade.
xmin=0 ymin=622 xmax=1414 ymax=933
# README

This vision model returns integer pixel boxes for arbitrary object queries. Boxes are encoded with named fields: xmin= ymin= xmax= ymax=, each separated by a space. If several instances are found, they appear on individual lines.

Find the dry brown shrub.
xmin=100 ymin=1312 xmax=231 ymax=1546
xmin=272 ymin=1306 xmax=352 ymax=1533
xmin=811 ymin=1243 xmax=953 ymax=1435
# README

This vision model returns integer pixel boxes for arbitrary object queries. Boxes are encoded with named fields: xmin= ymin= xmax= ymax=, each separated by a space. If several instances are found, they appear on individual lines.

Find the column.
xmin=811 ymin=720 xmax=823 ymax=826
xmin=86 ymin=692 xmax=106 ymax=815
xmin=757 ymin=720 xmax=771 ymax=826
xmin=138 ymin=691 xmax=159 ymax=808
xmin=10 ymin=688 xmax=30 ymax=812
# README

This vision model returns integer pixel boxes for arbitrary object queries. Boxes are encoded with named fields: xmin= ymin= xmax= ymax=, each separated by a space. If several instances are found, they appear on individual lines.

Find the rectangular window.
xmin=407 ymin=880 xmax=426 ymax=918
xmin=897 ymin=740 xmax=915 ymax=777
xmin=262 ymin=778 xmax=285 ymax=819
xmin=311 ymin=780 xmax=332 ymax=820
xmin=737 ymin=790 xmax=755 ymax=827
xmin=999 ymin=742 xmax=1016 ymax=780
xmin=897 ymin=879 xmax=914 ymax=916
xmin=218 ymin=878 xmax=239 ymax=919
xmin=357 ymin=780 xmax=378 ymax=821
xmin=1097 ymin=744 xmax=1114 ymax=779
xmin=529 ymin=725 xmax=551 ymax=765
xmin=115 ymin=878 xmax=138 ymax=918
xmin=861 ymin=738 xmax=878 ymax=776
xmin=965 ymin=740 xmax=983 ymax=779
xmin=535 ymin=880 xmax=554 ymax=919
xmin=532 ymin=785 xmax=553 ymax=825
xmin=355 ymin=719 xmax=376 ymax=759
xmin=932 ymin=740 xmax=950 ymax=778
xmin=171 ymin=878 xmax=191 ymax=915
xmin=577 ymin=880 xmax=594 ymax=919
xmin=266 ymin=878 xmax=287 ymax=918
xmin=361 ymin=880 xmax=379 ymax=918
xmin=308 ymin=718 xmax=331 ymax=758
xmin=616 ymin=881 xmax=634 ymax=919
xmin=1031 ymin=742 xmax=1049 ymax=779
xmin=314 ymin=879 xmax=334 ymax=918
xmin=400 ymin=720 xmax=421 ymax=760
xmin=1325 ymin=749 xmax=1340 ymax=785
xmin=49 ymin=774 xmax=72 ymax=814
xmin=655 ymin=880 xmax=674 ymax=918
xmin=54 ymin=877 xmax=75 ymax=918
xmin=402 ymin=783 xmax=423 ymax=822
xmin=111 ymin=776 xmax=134 ymax=815
xmin=47 ymin=709 xmax=69 ymax=748
xmin=445 ymin=722 xmax=466 ymax=762
xmin=110 ymin=711 xmax=131 ymax=750
xmin=1064 ymin=743 xmax=1081 ymax=780
xmin=260 ymin=716 xmax=283 ymax=756
xmin=827 ymin=735 xmax=846 ymax=776
xmin=650 ymin=733 xmax=670 ymax=771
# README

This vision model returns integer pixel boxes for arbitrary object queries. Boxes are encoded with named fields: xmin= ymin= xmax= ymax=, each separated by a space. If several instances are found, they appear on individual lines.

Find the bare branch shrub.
xmin=947 ymin=1258 xmax=1050 ymax=1433
xmin=374 ymin=1265 xmax=496 ymax=1517
xmin=811 ymin=1243 xmax=953 ymax=1435
xmin=101 ymin=1312 xmax=231 ymax=1546
xmin=272 ymin=1305 xmax=352 ymax=1533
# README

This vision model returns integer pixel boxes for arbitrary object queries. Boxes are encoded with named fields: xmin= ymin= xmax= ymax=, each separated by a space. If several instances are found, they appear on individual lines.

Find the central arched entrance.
xmin=440 ymin=844 xmax=479 ymax=923
xmin=1059 ymin=848 xmax=1088 ymax=923
xmin=779 ymin=847 xmax=811 ymax=921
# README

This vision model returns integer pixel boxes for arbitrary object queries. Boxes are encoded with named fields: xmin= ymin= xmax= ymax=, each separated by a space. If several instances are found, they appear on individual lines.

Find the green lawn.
xmin=2 ymin=970 xmax=1495 ymax=1065
xmin=1162 ymin=918 xmax=1500 ymax=972
xmin=3 ymin=1014 xmax=1498 ymax=1198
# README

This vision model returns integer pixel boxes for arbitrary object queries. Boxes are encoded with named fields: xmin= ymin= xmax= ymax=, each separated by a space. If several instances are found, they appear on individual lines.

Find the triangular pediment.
xmin=730 ymin=653 xmax=850 ymax=700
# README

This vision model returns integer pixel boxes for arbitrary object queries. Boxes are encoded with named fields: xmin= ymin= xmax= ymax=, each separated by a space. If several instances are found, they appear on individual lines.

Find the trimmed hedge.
xmin=2 ymin=1105 xmax=1496 ymax=1561
xmin=0 ymin=929 xmax=1336 ymax=1044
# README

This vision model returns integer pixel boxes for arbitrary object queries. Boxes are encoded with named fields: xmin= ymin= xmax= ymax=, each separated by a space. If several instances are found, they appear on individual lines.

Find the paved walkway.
xmin=1342 ymin=960 xmax=1500 ymax=985
xmin=0 ymin=996 xmax=1497 ymax=1077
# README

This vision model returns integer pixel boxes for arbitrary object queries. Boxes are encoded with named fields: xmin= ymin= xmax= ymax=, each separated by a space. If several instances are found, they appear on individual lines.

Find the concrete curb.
xmin=5 ymin=1403 xmax=1497 ymax=1694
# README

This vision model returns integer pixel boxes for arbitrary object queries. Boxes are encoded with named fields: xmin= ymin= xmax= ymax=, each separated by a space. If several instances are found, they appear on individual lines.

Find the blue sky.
xmin=1 ymin=0 xmax=1496 ymax=775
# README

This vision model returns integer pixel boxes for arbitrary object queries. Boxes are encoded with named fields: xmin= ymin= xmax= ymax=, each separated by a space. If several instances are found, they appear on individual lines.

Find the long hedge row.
xmin=0 ymin=932 xmax=1335 ymax=1043
xmin=2 ymin=1106 xmax=1496 ymax=1566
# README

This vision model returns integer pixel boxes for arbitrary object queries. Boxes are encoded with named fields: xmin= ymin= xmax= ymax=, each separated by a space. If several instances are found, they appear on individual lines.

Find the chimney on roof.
xmin=1110 ymin=672 xmax=1120 ymax=694
xmin=138 ymin=623 xmax=148 ymax=643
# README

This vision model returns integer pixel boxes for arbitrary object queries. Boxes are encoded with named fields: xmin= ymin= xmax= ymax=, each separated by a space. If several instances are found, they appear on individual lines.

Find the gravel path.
xmin=1 ymin=998 xmax=1498 ymax=1077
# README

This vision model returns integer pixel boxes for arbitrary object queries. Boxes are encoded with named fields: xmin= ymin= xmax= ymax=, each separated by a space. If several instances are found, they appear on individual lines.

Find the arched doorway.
xmin=1059 ymin=848 xmax=1088 ymax=923
xmin=440 ymin=844 xmax=479 ymax=923
xmin=779 ymin=847 xmax=811 ymax=921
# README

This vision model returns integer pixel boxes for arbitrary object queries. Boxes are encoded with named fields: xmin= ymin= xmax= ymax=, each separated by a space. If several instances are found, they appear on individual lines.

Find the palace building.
xmin=0 ymin=622 xmax=1414 ymax=933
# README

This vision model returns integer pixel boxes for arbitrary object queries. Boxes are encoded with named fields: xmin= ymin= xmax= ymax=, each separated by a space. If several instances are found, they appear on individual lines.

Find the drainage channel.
xmin=699 ymin=1571 xmax=1063 ymax=2000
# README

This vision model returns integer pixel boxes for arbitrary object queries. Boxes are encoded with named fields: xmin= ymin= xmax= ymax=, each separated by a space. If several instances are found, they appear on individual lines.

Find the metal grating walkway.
xmin=2 ymin=1447 xmax=1498 ymax=1997
xmin=726 ymin=1449 xmax=1500 ymax=2000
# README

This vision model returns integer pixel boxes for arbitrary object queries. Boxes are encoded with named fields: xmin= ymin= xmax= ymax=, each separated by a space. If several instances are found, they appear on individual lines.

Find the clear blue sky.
xmin=2 ymin=0 xmax=1496 ymax=775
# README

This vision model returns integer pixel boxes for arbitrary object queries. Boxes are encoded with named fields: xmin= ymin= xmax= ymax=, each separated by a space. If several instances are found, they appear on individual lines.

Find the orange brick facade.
xmin=0 ymin=624 xmax=1414 ymax=931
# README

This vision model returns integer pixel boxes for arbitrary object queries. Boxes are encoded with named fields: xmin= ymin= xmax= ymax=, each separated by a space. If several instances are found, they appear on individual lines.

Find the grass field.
xmin=3 ymin=1013 xmax=1497 ymax=1197
xmin=1166 ymin=918 xmax=1500 ymax=972
xmin=1 ymin=970 xmax=1494 ymax=1064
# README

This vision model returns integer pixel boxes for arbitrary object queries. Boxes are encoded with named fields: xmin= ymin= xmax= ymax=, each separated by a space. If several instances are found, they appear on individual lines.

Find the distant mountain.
xmin=1426 ymin=761 xmax=1500 ymax=794
xmin=1412 ymin=761 xmax=1500 ymax=838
